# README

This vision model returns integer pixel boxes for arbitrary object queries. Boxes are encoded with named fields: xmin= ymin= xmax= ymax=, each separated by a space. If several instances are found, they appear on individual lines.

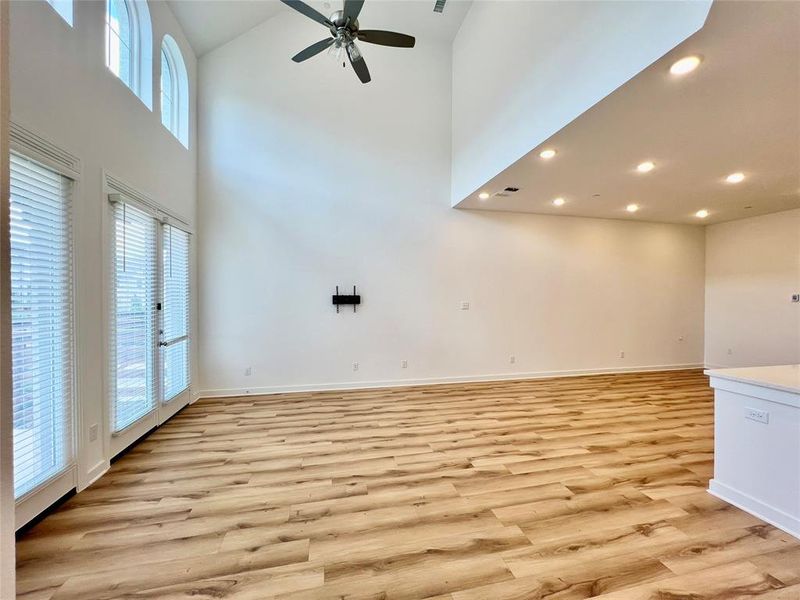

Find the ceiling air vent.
xmin=487 ymin=187 xmax=520 ymax=198
xmin=433 ymin=0 xmax=446 ymax=13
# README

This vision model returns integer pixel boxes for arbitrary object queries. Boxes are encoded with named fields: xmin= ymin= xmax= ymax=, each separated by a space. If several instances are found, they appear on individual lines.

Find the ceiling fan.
xmin=280 ymin=0 xmax=416 ymax=84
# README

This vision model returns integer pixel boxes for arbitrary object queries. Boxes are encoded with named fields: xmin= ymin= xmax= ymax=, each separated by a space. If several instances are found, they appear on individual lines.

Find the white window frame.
xmin=103 ymin=174 xmax=192 ymax=457
xmin=9 ymin=123 xmax=81 ymax=529
xmin=160 ymin=46 xmax=177 ymax=133
xmin=45 ymin=0 xmax=73 ymax=26
xmin=160 ymin=223 xmax=191 ymax=402
xmin=104 ymin=0 xmax=153 ymax=110
xmin=160 ymin=35 xmax=190 ymax=148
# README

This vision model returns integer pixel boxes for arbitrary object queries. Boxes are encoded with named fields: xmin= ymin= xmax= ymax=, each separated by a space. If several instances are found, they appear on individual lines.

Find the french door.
xmin=109 ymin=197 xmax=190 ymax=452
xmin=9 ymin=152 xmax=75 ymax=501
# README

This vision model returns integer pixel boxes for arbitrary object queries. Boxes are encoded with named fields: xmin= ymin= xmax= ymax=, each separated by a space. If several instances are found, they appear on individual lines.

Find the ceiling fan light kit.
xmin=282 ymin=0 xmax=416 ymax=84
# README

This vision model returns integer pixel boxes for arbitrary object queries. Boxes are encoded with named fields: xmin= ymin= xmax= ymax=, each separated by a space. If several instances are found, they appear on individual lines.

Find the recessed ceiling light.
xmin=725 ymin=172 xmax=745 ymax=184
xmin=695 ymin=209 xmax=709 ymax=219
xmin=636 ymin=161 xmax=655 ymax=173
xmin=478 ymin=192 xmax=490 ymax=200
xmin=552 ymin=197 xmax=565 ymax=206
xmin=626 ymin=204 xmax=639 ymax=213
xmin=670 ymin=55 xmax=701 ymax=76
xmin=539 ymin=149 xmax=557 ymax=160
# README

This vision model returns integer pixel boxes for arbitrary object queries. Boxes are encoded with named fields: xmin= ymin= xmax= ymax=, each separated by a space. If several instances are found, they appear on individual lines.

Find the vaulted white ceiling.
xmin=169 ymin=0 xmax=798 ymax=225
xmin=455 ymin=0 xmax=800 ymax=224
xmin=167 ymin=0 xmax=473 ymax=57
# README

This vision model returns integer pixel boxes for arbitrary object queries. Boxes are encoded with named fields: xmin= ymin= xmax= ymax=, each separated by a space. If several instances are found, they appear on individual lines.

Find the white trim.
xmin=104 ymin=171 xmax=192 ymax=231
xmin=160 ymin=34 xmax=189 ymax=148
xmin=197 ymin=363 xmax=705 ymax=399
xmin=9 ymin=121 xmax=80 ymax=179
xmin=159 ymin=388 xmax=189 ymax=424
xmin=15 ymin=467 xmax=75 ymax=530
xmin=104 ymin=0 xmax=153 ymax=110
xmin=78 ymin=460 xmax=109 ymax=492
xmin=709 ymin=480 xmax=800 ymax=541
xmin=109 ymin=410 xmax=157 ymax=458
xmin=10 ymin=150 xmax=79 ymax=529
xmin=706 ymin=375 xmax=800 ymax=409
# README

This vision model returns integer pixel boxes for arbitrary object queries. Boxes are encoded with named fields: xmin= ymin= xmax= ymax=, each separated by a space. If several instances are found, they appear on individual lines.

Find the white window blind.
xmin=161 ymin=224 xmax=190 ymax=401
xmin=10 ymin=153 xmax=74 ymax=499
xmin=110 ymin=200 xmax=157 ymax=432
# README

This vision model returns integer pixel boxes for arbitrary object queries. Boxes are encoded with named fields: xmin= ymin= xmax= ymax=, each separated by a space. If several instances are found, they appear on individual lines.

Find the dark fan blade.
xmin=280 ymin=0 xmax=333 ymax=27
xmin=357 ymin=30 xmax=415 ymax=48
xmin=292 ymin=38 xmax=334 ymax=62
xmin=343 ymin=0 xmax=364 ymax=22
xmin=347 ymin=45 xmax=371 ymax=83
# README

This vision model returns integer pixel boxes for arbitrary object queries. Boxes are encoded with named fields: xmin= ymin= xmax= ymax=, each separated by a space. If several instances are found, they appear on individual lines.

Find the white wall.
xmin=1 ymin=2 xmax=15 ymax=595
xmin=705 ymin=209 xmax=800 ymax=368
xmin=197 ymin=11 xmax=706 ymax=397
xmin=9 ymin=0 xmax=197 ymax=510
xmin=450 ymin=0 xmax=711 ymax=205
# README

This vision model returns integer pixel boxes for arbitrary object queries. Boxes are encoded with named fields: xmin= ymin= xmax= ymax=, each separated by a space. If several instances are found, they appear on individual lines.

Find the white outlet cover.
xmin=745 ymin=407 xmax=769 ymax=424
xmin=460 ymin=301 xmax=470 ymax=310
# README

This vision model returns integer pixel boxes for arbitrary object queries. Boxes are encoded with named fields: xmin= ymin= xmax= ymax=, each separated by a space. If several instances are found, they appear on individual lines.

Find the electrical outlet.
xmin=509 ymin=355 xmax=516 ymax=364
xmin=745 ymin=407 xmax=769 ymax=424
xmin=619 ymin=351 xmax=625 ymax=359
xmin=727 ymin=348 xmax=733 ymax=355
xmin=460 ymin=301 xmax=470 ymax=310
xmin=89 ymin=423 xmax=98 ymax=442
xmin=244 ymin=366 xmax=252 ymax=376
xmin=401 ymin=360 xmax=408 ymax=369
xmin=352 ymin=362 xmax=359 ymax=372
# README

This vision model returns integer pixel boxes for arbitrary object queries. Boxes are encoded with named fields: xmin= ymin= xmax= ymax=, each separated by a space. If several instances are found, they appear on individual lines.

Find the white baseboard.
xmin=197 ymin=363 xmax=704 ymax=399
xmin=709 ymin=479 xmax=800 ymax=541
xmin=16 ymin=468 xmax=76 ymax=529
xmin=78 ymin=460 xmax=109 ymax=492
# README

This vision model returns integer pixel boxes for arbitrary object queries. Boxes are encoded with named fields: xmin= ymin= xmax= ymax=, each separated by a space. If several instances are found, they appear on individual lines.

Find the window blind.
xmin=161 ymin=224 xmax=190 ymax=401
xmin=110 ymin=200 xmax=157 ymax=432
xmin=10 ymin=153 xmax=74 ymax=499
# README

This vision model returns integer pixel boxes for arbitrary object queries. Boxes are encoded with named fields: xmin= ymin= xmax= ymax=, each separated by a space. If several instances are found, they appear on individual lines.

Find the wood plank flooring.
xmin=16 ymin=369 xmax=800 ymax=599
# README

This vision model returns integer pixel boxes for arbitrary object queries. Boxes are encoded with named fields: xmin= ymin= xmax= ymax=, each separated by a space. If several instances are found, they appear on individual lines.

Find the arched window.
xmin=105 ymin=0 xmax=153 ymax=109
xmin=45 ymin=0 xmax=73 ymax=26
xmin=160 ymin=35 xmax=189 ymax=147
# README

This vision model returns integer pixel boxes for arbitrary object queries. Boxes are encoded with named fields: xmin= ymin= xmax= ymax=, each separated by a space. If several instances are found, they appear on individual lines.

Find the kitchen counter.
xmin=706 ymin=365 xmax=800 ymax=540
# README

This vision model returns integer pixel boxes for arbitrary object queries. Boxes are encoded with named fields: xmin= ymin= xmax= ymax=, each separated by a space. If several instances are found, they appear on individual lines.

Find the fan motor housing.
xmin=329 ymin=10 xmax=359 ymax=34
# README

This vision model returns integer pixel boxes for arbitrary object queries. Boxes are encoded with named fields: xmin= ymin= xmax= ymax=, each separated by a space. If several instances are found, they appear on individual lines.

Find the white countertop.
xmin=705 ymin=364 xmax=800 ymax=395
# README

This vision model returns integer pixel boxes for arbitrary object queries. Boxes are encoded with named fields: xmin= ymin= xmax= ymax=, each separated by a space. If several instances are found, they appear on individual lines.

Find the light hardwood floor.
xmin=16 ymin=369 xmax=800 ymax=599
